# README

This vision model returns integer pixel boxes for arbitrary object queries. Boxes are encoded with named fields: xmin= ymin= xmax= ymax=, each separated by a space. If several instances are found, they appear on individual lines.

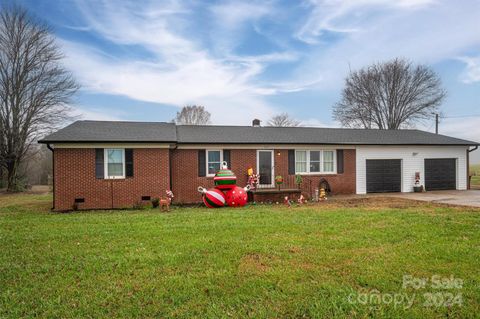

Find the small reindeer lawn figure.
xmin=297 ymin=194 xmax=306 ymax=205
xmin=160 ymin=190 xmax=174 ymax=212
xmin=284 ymin=196 xmax=291 ymax=208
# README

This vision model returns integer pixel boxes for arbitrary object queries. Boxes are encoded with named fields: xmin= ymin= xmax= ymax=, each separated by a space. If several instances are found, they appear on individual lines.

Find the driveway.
xmin=382 ymin=190 xmax=480 ymax=207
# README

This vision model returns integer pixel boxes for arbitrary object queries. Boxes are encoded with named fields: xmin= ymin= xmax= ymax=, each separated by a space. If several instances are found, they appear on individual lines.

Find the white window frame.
xmin=295 ymin=149 xmax=337 ymax=175
xmin=322 ymin=150 xmax=335 ymax=173
xmin=104 ymin=148 xmax=125 ymax=179
xmin=206 ymin=149 xmax=223 ymax=177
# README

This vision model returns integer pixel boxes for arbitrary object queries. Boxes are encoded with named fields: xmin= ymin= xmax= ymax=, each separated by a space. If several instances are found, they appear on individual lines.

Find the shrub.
xmin=133 ymin=201 xmax=144 ymax=210
xmin=151 ymin=198 xmax=160 ymax=208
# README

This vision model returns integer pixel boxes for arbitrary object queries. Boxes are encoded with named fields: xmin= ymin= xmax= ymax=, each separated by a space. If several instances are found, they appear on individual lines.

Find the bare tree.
xmin=333 ymin=58 xmax=446 ymax=129
xmin=173 ymin=105 xmax=211 ymax=125
xmin=267 ymin=113 xmax=301 ymax=127
xmin=0 ymin=6 xmax=78 ymax=191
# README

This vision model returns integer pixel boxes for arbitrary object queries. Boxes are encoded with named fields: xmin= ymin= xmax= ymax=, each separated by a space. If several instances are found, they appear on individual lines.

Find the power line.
xmin=442 ymin=114 xmax=480 ymax=119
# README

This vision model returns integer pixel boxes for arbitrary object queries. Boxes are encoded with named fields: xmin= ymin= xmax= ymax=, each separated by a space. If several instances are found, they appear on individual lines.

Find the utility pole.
xmin=435 ymin=113 xmax=439 ymax=134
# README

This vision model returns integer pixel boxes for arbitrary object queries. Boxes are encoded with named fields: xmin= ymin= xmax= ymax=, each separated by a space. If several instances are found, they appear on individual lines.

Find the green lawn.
xmin=1 ymin=194 xmax=479 ymax=318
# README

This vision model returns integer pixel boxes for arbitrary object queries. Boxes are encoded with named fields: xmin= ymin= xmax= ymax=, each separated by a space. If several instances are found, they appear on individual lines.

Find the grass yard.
xmin=1 ymin=193 xmax=480 ymax=318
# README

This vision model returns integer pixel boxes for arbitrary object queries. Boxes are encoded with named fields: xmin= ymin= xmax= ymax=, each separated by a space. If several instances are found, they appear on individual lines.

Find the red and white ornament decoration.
xmin=197 ymin=187 xmax=226 ymax=208
xmin=198 ymin=162 xmax=251 ymax=208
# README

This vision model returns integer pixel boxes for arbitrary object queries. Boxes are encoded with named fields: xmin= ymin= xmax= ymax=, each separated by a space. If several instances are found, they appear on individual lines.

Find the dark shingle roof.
xmin=39 ymin=120 xmax=479 ymax=146
xmin=39 ymin=121 xmax=177 ymax=143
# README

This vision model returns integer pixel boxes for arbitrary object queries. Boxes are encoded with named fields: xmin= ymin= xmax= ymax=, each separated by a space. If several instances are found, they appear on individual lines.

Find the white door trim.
xmin=256 ymin=150 xmax=274 ymax=187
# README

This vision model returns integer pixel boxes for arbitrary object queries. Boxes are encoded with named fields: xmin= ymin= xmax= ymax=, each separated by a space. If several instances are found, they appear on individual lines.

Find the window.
xmin=295 ymin=150 xmax=307 ymax=173
xmin=295 ymin=150 xmax=336 ymax=174
xmin=207 ymin=150 xmax=222 ymax=176
xmin=310 ymin=151 xmax=321 ymax=173
xmin=105 ymin=149 xmax=125 ymax=178
xmin=323 ymin=151 xmax=334 ymax=172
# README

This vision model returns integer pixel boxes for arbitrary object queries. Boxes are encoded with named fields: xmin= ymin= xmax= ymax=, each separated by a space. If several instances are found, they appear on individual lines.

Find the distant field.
xmin=471 ymin=164 xmax=480 ymax=175
xmin=471 ymin=164 xmax=480 ymax=188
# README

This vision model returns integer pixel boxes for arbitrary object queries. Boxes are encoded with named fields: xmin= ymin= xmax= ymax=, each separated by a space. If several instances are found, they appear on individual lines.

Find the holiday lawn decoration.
xmin=159 ymin=190 xmax=174 ymax=211
xmin=224 ymin=186 xmax=249 ymax=207
xmin=414 ymin=172 xmax=423 ymax=192
xmin=284 ymin=196 xmax=291 ymax=207
xmin=275 ymin=175 xmax=283 ymax=190
xmin=197 ymin=187 xmax=226 ymax=208
xmin=319 ymin=187 xmax=327 ymax=201
xmin=213 ymin=162 xmax=237 ymax=190
xmin=298 ymin=194 xmax=306 ymax=204
xmin=198 ymin=162 xmax=251 ymax=208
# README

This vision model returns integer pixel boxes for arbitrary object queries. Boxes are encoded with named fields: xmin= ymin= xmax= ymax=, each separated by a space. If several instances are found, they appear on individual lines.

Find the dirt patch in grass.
xmin=309 ymin=196 xmax=480 ymax=212
xmin=238 ymin=253 xmax=275 ymax=274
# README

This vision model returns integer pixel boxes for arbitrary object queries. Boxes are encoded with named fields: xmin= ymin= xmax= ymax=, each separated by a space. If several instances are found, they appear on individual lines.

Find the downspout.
xmin=46 ymin=143 xmax=55 ymax=210
xmin=169 ymin=143 xmax=177 ymax=203
xmin=467 ymin=146 xmax=478 ymax=190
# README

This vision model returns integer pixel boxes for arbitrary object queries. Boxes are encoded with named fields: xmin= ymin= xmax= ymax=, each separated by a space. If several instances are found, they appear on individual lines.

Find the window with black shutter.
xmin=95 ymin=149 xmax=104 ymax=179
xmin=125 ymin=149 xmax=134 ymax=177
xmin=198 ymin=150 xmax=206 ymax=177
xmin=223 ymin=150 xmax=231 ymax=168
xmin=336 ymin=149 xmax=344 ymax=174
xmin=288 ymin=150 xmax=295 ymax=175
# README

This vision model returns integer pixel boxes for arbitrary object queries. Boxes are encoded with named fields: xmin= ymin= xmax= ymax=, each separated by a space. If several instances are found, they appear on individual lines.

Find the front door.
xmin=257 ymin=150 xmax=274 ymax=187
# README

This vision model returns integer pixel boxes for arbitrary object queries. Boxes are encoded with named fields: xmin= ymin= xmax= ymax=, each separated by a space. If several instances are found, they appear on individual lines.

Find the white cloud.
xmin=439 ymin=116 xmax=480 ymax=163
xmin=57 ymin=0 xmax=480 ymax=126
xmin=70 ymin=106 xmax=125 ymax=121
xmin=458 ymin=56 xmax=480 ymax=83
xmin=60 ymin=0 xmax=304 ymax=124
xmin=293 ymin=0 xmax=480 ymax=89
xmin=296 ymin=0 xmax=436 ymax=44
xmin=209 ymin=1 xmax=274 ymax=53
xmin=439 ymin=116 xmax=480 ymax=142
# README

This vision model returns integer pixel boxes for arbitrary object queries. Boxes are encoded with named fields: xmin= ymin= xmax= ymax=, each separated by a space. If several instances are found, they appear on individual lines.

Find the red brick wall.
xmin=170 ymin=149 xmax=258 ymax=203
xmin=171 ymin=148 xmax=356 ymax=204
xmin=54 ymin=148 xmax=170 ymax=211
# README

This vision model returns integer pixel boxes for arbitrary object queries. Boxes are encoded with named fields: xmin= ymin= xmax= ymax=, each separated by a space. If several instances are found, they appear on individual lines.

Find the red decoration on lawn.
xmin=197 ymin=187 xmax=226 ymax=208
xmin=213 ymin=161 xmax=237 ymax=190
xmin=284 ymin=196 xmax=291 ymax=207
xmin=224 ymin=186 xmax=248 ymax=207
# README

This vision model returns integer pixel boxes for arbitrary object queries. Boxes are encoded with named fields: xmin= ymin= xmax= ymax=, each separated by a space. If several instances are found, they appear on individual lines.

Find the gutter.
xmin=46 ymin=143 xmax=55 ymax=210
xmin=468 ymin=146 xmax=478 ymax=153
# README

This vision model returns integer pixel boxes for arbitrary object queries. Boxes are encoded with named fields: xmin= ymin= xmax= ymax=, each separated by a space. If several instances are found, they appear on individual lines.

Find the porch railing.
xmin=253 ymin=175 xmax=314 ymax=198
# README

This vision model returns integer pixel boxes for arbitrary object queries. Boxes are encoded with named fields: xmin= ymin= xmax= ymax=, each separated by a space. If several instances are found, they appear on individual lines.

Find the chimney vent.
xmin=252 ymin=119 xmax=261 ymax=127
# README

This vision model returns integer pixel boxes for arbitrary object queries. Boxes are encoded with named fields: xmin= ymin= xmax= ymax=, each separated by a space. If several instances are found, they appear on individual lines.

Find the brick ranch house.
xmin=39 ymin=120 xmax=479 ymax=211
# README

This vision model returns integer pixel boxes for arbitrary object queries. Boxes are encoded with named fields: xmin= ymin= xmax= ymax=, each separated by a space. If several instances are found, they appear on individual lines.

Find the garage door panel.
xmin=366 ymin=159 xmax=401 ymax=193
xmin=425 ymin=159 xmax=456 ymax=190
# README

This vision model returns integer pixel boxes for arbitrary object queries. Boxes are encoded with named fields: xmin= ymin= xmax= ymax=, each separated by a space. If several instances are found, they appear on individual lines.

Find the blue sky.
xmin=15 ymin=0 xmax=480 ymax=142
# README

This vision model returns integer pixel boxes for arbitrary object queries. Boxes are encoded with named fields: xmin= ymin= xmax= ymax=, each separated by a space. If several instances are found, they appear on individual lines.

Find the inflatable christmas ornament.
xmin=213 ymin=161 xmax=237 ymax=190
xmin=197 ymin=187 xmax=226 ymax=208
xmin=224 ymin=185 xmax=250 ymax=207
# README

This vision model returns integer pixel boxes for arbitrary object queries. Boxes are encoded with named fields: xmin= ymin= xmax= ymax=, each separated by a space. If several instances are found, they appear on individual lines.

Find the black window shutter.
xmin=288 ymin=150 xmax=295 ymax=175
xmin=198 ymin=150 xmax=206 ymax=177
xmin=337 ymin=149 xmax=344 ymax=174
xmin=95 ymin=149 xmax=104 ymax=179
xmin=125 ymin=149 xmax=134 ymax=177
xmin=223 ymin=150 xmax=231 ymax=168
